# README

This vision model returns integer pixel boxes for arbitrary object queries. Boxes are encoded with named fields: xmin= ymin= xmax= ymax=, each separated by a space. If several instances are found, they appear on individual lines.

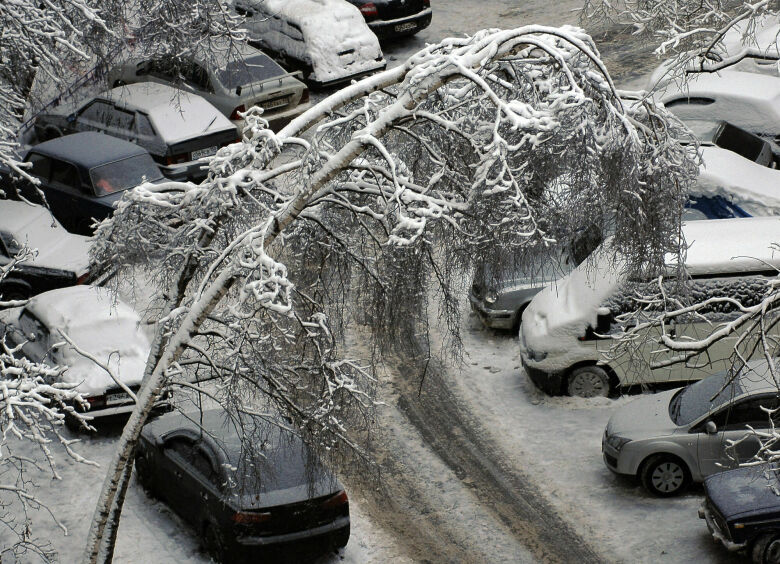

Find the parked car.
xmin=700 ymin=463 xmax=780 ymax=563
xmin=602 ymin=360 xmax=776 ymax=496
xmin=346 ymin=0 xmax=432 ymax=40
xmin=234 ymin=0 xmax=387 ymax=87
xmin=33 ymin=82 xmax=238 ymax=182
xmin=519 ymin=217 xmax=780 ymax=397
xmin=135 ymin=408 xmax=350 ymax=562
xmin=10 ymin=132 xmax=164 ymax=235
xmin=106 ymin=41 xmax=310 ymax=132
xmin=0 ymin=286 xmax=167 ymax=427
xmin=684 ymin=119 xmax=775 ymax=168
xmin=655 ymin=71 xmax=780 ymax=159
xmin=0 ymin=200 xmax=91 ymax=300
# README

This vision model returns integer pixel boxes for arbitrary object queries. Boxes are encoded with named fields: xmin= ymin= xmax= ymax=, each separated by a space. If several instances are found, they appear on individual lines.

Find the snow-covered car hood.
xmin=606 ymin=388 xmax=679 ymax=439
xmin=695 ymin=146 xmax=780 ymax=216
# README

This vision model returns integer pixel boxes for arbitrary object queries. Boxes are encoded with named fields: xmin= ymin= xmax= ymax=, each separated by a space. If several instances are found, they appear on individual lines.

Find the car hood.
xmin=706 ymin=465 xmax=780 ymax=520
xmin=606 ymin=388 xmax=680 ymax=439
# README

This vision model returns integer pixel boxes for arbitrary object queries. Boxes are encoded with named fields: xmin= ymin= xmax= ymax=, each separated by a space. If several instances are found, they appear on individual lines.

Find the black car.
xmin=349 ymin=0 xmax=432 ymax=39
xmin=0 ymin=201 xmax=91 ymax=300
xmin=10 ymin=132 xmax=164 ymax=235
xmin=136 ymin=409 xmax=350 ymax=563
xmin=700 ymin=464 xmax=780 ymax=563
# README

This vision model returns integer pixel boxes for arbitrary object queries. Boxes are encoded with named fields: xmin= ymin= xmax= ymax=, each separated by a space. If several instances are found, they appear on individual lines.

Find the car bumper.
xmin=699 ymin=502 xmax=746 ymax=552
xmin=368 ymin=9 xmax=433 ymax=39
xmin=468 ymin=294 xmax=517 ymax=330
xmin=521 ymin=358 xmax=565 ymax=395
xmin=159 ymin=160 xmax=209 ymax=183
xmin=236 ymin=516 xmax=350 ymax=547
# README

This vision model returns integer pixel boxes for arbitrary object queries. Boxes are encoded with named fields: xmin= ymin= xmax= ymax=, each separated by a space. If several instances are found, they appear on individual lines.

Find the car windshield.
xmin=669 ymin=371 xmax=745 ymax=426
xmin=89 ymin=154 xmax=163 ymax=196
xmin=214 ymin=54 xmax=286 ymax=89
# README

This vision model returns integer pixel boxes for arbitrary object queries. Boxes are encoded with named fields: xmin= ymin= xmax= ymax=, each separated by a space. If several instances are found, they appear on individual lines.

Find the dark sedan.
xmin=136 ymin=409 xmax=350 ymax=563
xmin=700 ymin=464 xmax=780 ymax=563
xmin=348 ymin=0 xmax=432 ymax=39
xmin=11 ymin=132 xmax=164 ymax=235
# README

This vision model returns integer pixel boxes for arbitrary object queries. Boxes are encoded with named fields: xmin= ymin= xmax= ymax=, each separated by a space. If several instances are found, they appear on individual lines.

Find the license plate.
xmin=106 ymin=392 xmax=131 ymax=406
xmin=395 ymin=22 xmax=417 ymax=32
xmin=262 ymin=96 xmax=290 ymax=110
xmin=191 ymin=145 xmax=217 ymax=160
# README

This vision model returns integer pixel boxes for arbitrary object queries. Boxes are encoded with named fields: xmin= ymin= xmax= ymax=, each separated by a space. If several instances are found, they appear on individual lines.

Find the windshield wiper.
xmin=202 ymin=115 xmax=217 ymax=133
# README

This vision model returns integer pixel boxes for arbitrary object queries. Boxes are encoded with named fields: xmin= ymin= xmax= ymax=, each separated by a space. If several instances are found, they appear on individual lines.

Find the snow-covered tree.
xmin=582 ymin=0 xmax=780 ymax=80
xmin=80 ymin=25 xmax=698 ymax=562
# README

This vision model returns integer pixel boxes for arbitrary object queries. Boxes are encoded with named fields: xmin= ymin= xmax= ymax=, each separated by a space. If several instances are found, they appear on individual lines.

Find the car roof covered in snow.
xmin=104 ymin=82 xmax=234 ymax=144
xmin=28 ymin=132 xmax=147 ymax=170
xmin=26 ymin=285 xmax=140 ymax=333
xmin=658 ymin=70 xmax=780 ymax=105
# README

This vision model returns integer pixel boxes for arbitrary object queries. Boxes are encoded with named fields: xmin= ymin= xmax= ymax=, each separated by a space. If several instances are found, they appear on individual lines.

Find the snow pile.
xmin=239 ymin=0 xmax=385 ymax=83
xmin=695 ymin=146 xmax=780 ymax=216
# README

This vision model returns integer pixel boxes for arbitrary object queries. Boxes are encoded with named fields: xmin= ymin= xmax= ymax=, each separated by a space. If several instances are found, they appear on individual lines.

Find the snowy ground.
xmin=445 ymin=312 xmax=744 ymax=564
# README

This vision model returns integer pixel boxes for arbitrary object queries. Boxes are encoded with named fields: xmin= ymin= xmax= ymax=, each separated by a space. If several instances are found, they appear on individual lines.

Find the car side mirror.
xmin=705 ymin=421 xmax=717 ymax=434
xmin=66 ymin=113 xmax=76 ymax=123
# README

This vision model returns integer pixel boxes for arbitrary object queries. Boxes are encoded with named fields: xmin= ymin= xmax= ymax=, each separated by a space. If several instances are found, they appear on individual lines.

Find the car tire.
xmin=567 ymin=365 xmax=610 ymax=398
xmin=134 ymin=453 xmax=155 ymax=495
xmin=640 ymin=454 xmax=690 ymax=497
xmin=0 ymin=284 xmax=30 ymax=301
xmin=752 ymin=533 xmax=780 ymax=564
xmin=203 ymin=522 xmax=227 ymax=563
xmin=332 ymin=524 xmax=350 ymax=550
xmin=64 ymin=411 xmax=83 ymax=433
xmin=40 ymin=127 xmax=63 ymax=142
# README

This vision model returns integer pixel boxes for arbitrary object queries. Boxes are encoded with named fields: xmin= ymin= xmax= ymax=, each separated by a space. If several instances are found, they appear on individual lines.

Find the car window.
xmin=669 ymin=371 xmax=744 ymax=425
xmin=182 ymin=62 xmax=212 ymax=92
xmin=665 ymin=97 xmax=716 ymax=107
xmin=49 ymin=159 xmax=81 ymax=190
xmin=25 ymin=153 xmax=51 ymax=181
xmin=78 ymin=100 xmax=115 ymax=125
xmin=140 ymin=60 xmax=176 ymax=82
xmin=213 ymin=53 xmax=286 ymax=89
xmin=0 ymin=231 xmax=21 ymax=257
xmin=164 ymin=437 xmax=219 ymax=485
xmin=106 ymin=107 xmax=135 ymax=131
xmin=136 ymin=113 xmax=156 ymax=137
xmin=89 ymin=154 xmax=163 ymax=196
xmin=713 ymin=396 xmax=779 ymax=430
xmin=18 ymin=310 xmax=51 ymax=362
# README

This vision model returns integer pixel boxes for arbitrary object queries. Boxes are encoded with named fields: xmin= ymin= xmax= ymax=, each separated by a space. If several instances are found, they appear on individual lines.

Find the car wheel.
xmin=112 ymin=79 xmax=127 ymax=87
xmin=640 ymin=454 xmax=690 ymax=497
xmin=40 ymin=127 xmax=63 ymax=142
xmin=203 ymin=523 xmax=227 ymax=563
xmin=0 ymin=285 xmax=29 ymax=301
xmin=64 ymin=411 xmax=83 ymax=433
xmin=752 ymin=533 xmax=780 ymax=564
xmin=567 ymin=365 xmax=610 ymax=398
xmin=134 ymin=453 xmax=155 ymax=495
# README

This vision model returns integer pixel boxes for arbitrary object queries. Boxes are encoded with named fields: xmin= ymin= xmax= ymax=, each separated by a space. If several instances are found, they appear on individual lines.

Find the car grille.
xmin=707 ymin=500 xmax=731 ymax=539
xmin=603 ymin=453 xmax=618 ymax=469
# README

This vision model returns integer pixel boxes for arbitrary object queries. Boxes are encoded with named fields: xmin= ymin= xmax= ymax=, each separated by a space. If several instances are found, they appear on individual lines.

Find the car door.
xmin=46 ymin=159 xmax=92 ymax=233
xmin=160 ymin=435 xmax=223 ymax=526
xmin=16 ymin=310 xmax=53 ymax=365
xmin=73 ymin=100 xmax=115 ymax=135
xmin=696 ymin=394 xmax=778 ymax=477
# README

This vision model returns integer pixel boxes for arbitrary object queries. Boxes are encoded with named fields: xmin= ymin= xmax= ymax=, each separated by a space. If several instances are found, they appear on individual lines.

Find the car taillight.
xmin=322 ymin=490 xmax=348 ymax=508
xmin=300 ymin=88 xmax=310 ymax=104
xmin=359 ymin=2 xmax=378 ymax=18
xmin=165 ymin=154 xmax=188 ymax=165
xmin=232 ymin=511 xmax=271 ymax=524
xmin=229 ymin=105 xmax=247 ymax=120
xmin=87 ymin=395 xmax=106 ymax=409
xmin=76 ymin=271 xmax=90 ymax=285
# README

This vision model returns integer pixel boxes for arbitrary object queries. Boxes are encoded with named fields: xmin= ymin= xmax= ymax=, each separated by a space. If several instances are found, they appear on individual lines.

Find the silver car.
xmin=107 ymin=41 xmax=310 ymax=132
xmin=602 ymin=361 xmax=778 ymax=496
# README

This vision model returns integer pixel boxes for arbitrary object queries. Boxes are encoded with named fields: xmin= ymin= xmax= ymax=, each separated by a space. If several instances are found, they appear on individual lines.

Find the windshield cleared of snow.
xmin=214 ymin=53 xmax=285 ymax=89
xmin=669 ymin=372 xmax=743 ymax=426
xmin=90 ymin=154 xmax=163 ymax=196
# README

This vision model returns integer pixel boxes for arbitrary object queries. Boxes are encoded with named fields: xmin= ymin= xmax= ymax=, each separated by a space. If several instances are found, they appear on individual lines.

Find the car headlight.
xmin=527 ymin=348 xmax=547 ymax=362
xmin=485 ymin=290 xmax=498 ymax=304
xmin=606 ymin=435 xmax=631 ymax=452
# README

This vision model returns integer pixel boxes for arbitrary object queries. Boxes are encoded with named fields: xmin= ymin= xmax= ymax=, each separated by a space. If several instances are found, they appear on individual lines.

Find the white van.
xmin=234 ymin=0 xmax=387 ymax=87
xmin=519 ymin=217 xmax=780 ymax=397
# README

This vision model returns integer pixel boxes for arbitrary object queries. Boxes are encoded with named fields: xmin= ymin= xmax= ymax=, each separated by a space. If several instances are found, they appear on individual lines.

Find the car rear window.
xmin=214 ymin=54 xmax=286 ymax=89
xmin=89 ymin=154 xmax=163 ymax=196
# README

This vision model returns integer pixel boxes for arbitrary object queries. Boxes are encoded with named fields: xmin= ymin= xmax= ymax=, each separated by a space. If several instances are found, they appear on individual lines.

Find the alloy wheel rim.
xmin=650 ymin=462 xmax=684 ymax=493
